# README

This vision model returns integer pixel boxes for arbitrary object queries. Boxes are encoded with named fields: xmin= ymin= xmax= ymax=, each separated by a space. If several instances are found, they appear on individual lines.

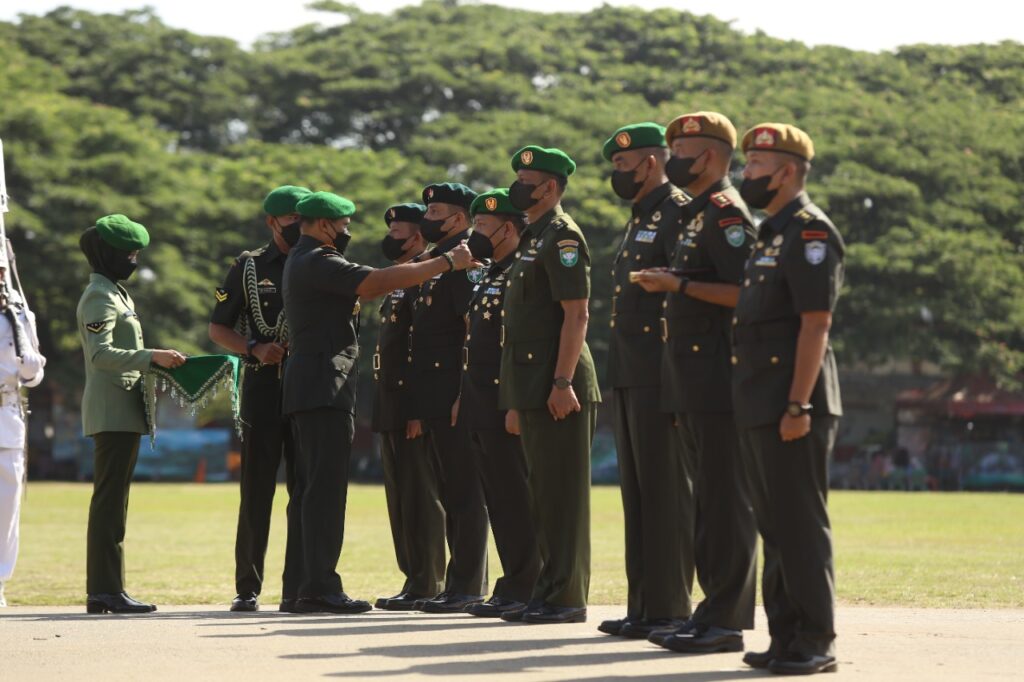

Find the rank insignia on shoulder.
xmin=671 ymin=192 xmax=690 ymax=206
xmin=215 ymin=288 xmax=229 ymax=302
xmin=801 ymin=230 xmax=829 ymax=241
xmin=85 ymin=321 xmax=108 ymax=334
xmin=795 ymin=209 xmax=816 ymax=223
xmin=710 ymin=192 xmax=733 ymax=208
xmin=557 ymin=239 xmax=580 ymax=267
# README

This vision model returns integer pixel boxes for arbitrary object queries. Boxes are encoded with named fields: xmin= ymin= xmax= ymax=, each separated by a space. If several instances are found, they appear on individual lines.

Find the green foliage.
xmin=2 ymin=2 xmax=1022 ymax=402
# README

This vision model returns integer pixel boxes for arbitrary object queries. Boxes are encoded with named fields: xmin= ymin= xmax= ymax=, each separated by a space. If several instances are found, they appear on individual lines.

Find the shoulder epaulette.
xmin=671 ymin=191 xmax=691 ymax=207
xmin=710 ymin=192 xmax=732 ymax=208
xmin=795 ymin=209 xmax=817 ymax=224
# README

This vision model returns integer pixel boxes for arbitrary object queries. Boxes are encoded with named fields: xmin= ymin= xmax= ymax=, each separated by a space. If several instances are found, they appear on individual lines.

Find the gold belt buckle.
xmin=372 ymin=353 xmax=381 ymax=371
xmin=463 ymin=346 xmax=469 ymax=370
xmin=660 ymin=318 xmax=669 ymax=342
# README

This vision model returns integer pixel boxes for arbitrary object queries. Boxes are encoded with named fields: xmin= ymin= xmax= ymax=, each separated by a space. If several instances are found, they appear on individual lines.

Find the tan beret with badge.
xmin=741 ymin=122 xmax=815 ymax=161
xmin=665 ymin=111 xmax=738 ymax=149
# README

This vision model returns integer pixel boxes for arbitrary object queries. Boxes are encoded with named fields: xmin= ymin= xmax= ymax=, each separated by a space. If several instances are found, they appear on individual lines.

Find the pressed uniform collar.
xmin=687 ymin=177 xmax=732 ymax=215
xmin=435 ymin=229 xmax=470 ymax=254
xmin=761 ymin=191 xmax=811 ymax=235
xmin=632 ymin=182 xmax=672 ymax=218
xmin=525 ymin=205 xmax=565 ymax=241
xmin=262 ymin=239 xmax=285 ymax=262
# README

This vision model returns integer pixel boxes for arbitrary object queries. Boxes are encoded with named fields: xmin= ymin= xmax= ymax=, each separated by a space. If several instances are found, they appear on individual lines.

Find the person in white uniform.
xmin=0 ymin=244 xmax=46 ymax=607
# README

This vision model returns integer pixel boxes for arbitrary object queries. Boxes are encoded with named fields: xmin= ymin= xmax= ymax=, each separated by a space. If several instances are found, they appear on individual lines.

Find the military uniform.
xmin=75 ymin=216 xmax=154 ymax=603
xmin=0 ymin=283 xmax=45 ymax=595
xmin=733 ymin=124 xmax=844 ymax=666
xmin=281 ymin=195 xmax=372 ymax=602
xmin=661 ymin=176 xmax=758 ymax=632
xmin=604 ymin=124 xmax=696 ymax=625
xmin=499 ymin=201 xmax=601 ymax=610
xmin=211 ymin=240 xmax=302 ymax=602
xmin=408 ymin=232 xmax=489 ymax=598
xmin=462 ymin=241 xmax=540 ymax=605
xmin=372 ymin=273 xmax=446 ymax=600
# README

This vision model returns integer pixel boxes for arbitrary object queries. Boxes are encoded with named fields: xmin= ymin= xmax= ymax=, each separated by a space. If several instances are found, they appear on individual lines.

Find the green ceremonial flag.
xmin=144 ymin=354 xmax=241 ymax=446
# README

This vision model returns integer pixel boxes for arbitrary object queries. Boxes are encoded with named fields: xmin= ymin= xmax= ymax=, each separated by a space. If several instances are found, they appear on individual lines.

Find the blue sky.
xmin=2 ymin=1 xmax=1022 ymax=51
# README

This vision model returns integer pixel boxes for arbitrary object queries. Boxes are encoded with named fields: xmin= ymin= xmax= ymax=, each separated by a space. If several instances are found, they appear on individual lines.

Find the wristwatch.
xmin=786 ymin=401 xmax=813 ymax=417
xmin=246 ymin=338 xmax=260 ymax=364
xmin=678 ymin=276 xmax=690 ymax=295
xmin=553 ymin=376 xmax=572 ymax=390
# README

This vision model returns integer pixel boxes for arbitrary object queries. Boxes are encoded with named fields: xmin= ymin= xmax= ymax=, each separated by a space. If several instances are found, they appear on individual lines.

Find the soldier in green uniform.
xmin=76 ymin=215 xmax=187 ymax=614
xmin=499 ymin=146 xmax=601 ymax=624
xmin=372 ymin=202 xmax=447 ymax=610
xmin=282 ymin=191 xmax=477 ymax=614
xmin=731 ymin=124 xmax=844 ymax=675
xmin=633 ymin=112 xmax=758 ymax=653
xmin=455 ymin=188 xmax=540 ymax=618
xmin=406 ymin=182 xmax=491 ymax=614
xmin=598 ymin=123 xmax=694 ymax=639
xmin=209 ymin=185 xmax=309 ymax=613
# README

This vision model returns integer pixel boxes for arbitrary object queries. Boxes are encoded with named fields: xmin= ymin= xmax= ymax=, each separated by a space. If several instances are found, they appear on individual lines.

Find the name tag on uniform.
xmin=485 ymin=287 xmax=501 ymax=295
xmin=634 ymin=230 xmax=657 ymax=243
xmin=391 ymin=289 xmax=405 ymax=299
xmin=754 ymin=255 xmax=778 ymax=268
xmin=520 ymin=255 xmax=536 ymax=262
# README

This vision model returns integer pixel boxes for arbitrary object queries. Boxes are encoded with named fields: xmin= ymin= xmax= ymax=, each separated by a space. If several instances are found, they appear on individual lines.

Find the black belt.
xmin=732 ymin=319 xmax=801 ymax=345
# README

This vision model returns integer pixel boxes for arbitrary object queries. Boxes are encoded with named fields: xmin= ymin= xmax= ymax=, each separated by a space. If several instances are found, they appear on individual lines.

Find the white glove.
xmin=18 ymin=348 xmax=46 ymax=381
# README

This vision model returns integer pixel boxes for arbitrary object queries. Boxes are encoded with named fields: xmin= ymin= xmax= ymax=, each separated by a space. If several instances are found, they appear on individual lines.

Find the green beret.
xmin=94 ymin=214 xmax=150 ymax=251
xmin=511 ymin=145 xmax=576 ymax=178
xmin=422 ymin=183 xmax=477 ymax=209
xmin=602 ymin=122 xmax=667 ymax=161
xmin=263 ymin=185 xmax=312 ymax=216
xmin=295 ymin=191 xmax=356 ymax=219
xmin=384 ymin=203 xmax=427 ymax=226
xmin=470 ymin=188 xmax=523 ymax=218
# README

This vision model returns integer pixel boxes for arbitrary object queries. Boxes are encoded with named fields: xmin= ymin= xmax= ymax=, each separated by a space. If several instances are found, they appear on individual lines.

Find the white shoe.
xmin=0 ymin=581 xmax=6 ymax=607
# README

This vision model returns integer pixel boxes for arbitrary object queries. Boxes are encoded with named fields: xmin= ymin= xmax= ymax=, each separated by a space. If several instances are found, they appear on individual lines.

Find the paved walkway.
xmin=2 ymin=604 xmax=1021 ymax=680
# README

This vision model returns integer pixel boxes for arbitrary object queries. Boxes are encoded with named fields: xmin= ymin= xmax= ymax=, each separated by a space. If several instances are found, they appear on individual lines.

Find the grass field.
xmin=8 ymin=483 xmax=1023 ymax=609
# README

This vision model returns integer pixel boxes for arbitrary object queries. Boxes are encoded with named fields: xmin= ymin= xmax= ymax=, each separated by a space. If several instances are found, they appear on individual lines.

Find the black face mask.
xmin=739 ymin=171 xmax=780 ymax=210
xmin=381 ymin=234 xmax=410 ymax=262
xmin=79 ymin=227 xmax=139 ymax=282
xmin=666 ymin=153 xmax=704 ymax=189
xmin=610 ymin=161 xmax=646 ymax=201
xmin=333 ymin=230 xmax=352 ymax=255
xmin=279 ymin=220 xmax=302 ymax=248
xmin=419 ymin=215 xmax=452 ymax=244
xmin=509 ymin=181 xmax=540 ymax=211
xmin=467 ymin=230 xmax=495 ymax=260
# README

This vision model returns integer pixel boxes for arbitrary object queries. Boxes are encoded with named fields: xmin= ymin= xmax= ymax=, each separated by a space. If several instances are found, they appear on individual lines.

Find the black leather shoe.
xmin=522 ymin=604 xmax=587 ymax=624
xmin=660 ymin=624 xmax=744 ymax=653
xmin=279 ymin=598 xmax=299 ymax=613
xmin=744 ymin=648 xmax=782 ymax=669
xmin=419 ymin=592 xmax=485 ymax=613
xmin=597 ymin=617 xmax=631 ymax=636
xmin=413 ymin=591 xmax=447 ymax=610
xmin=620 ymin=618 xmax=686 ymax=640
xmin=465 ymin=595 xmax=524 ymax=618
xmin=648 ymin=619 xmax=697 ymax=646
xmin=500 ymin=599 xmax=542 ymax=622
xmin=377 ymin=592 xmax=429 ymax=611
xmin=768 ymin=653 xmax=837 ymax=675
xmin=86 ymin=592 xmax=157 ymax=614
xmin=294 ymin=593 xmax=373 ymax=614
xmin=230 ymin=592 xmax=258 ymax=612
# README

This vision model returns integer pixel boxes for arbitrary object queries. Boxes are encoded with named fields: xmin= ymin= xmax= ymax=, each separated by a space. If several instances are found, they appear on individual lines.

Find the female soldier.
xmin=76 ymin=214 xmax=185 ymax=614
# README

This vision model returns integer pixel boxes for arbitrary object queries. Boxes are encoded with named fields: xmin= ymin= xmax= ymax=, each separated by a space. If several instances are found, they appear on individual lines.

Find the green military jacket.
xmin=498 ymin=207 xmax=601 ymax=411
xmin=608 ymin=182 xmax=690 ymax=388
xmin=731 ymin=192 xmax=845 ymax=428
xmin=661 ymin=179 xmax=755 ymax=414
xmin=76 ymin=273 xmax=154 ymax=436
